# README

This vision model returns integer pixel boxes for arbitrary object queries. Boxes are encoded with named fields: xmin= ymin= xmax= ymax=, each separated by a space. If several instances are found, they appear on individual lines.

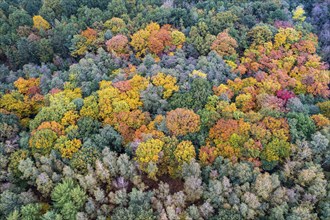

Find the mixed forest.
xmin=0 ymin=0 xmax=330 ymax=219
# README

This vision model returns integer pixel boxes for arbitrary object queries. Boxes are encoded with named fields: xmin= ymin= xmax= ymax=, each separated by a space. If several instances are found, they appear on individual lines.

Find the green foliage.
xmin=288 ymin=113 xmax=316 ymax=142
xmin=169 ymin=78 xmax=212 ymax=111
xmin=92 ymin=125 xmax=123 ymax=151
xmin=70 ymin=147 xmax=100 ymax=174
xmin=51 ymin=179 xmax=87 ymax=220
xmin=189 ymin=22 xmax=215 ymax=55
xmin=111 ymin=189 xmax=155 ymax=220
xmin=0 ymin=191 xmax=21 ymax=216
xmin=8 ymin=149 xmax=29 ymax=178
xmin=77 ymin=117 xmax=101 ymax=140
xmin=20 ymin=203 xmax=42 ymax=220
xmin=0 ymin=113 xmax=20 ymax=142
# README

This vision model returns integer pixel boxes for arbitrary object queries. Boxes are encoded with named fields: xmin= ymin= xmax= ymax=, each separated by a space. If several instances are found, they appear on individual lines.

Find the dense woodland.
xmin=0 ymin=0 xmax=330 ymax=219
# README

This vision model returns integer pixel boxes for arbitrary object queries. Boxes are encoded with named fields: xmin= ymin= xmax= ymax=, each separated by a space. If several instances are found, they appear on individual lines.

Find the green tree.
xmin=189 ymin=22 xmax=215 ymax=55
xmin=51 ymin=179 xmax=87 ymax=220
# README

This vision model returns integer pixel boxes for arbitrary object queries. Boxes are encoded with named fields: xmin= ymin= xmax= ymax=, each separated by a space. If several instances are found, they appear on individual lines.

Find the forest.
xmin=0 ymin=0 xmax=329 ymax=219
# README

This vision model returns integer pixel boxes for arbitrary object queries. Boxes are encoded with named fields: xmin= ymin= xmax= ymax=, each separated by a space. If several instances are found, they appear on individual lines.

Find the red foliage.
xmin=49 ymin=88 xmax=62 ymax=95
xmin=276 ymin=90 xmax=295 ymax=102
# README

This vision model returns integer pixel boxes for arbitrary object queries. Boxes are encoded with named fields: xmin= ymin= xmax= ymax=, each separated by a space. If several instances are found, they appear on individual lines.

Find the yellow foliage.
xmin=80 ymin=95 xmax=99 ymax=119
xmin=235 ymin=93 xmax=255 ymax=112
xmin=104 ymin=17 xmax=126 ymax=34
xmin=55 ymin=137 xmax=82 ymax=159
xmin=225 ymin=60 xmax=237 ymax=69
xmin=152 ymin=72 xmax=179 ymax=98
xmin=61 ymin=111 xmax=79 ymax=126
xmin=29 ymin=129 xmax=58 ymax=153
xmin=136 ymin=138 xmax=164 ymax=163
xmin=130 ymin=74 xmax=149 ymax=91
xmin=14 ymin=77 xmax=40 ymax=95
xmin=216 ymin=101 xmax=237 ymax=118
xmin=61 ymin=88 xmax=82 ymax=101
xmin=293 ymin=6 xmax=306 ymax=22
xmin=112 ymin=100 xmax=130 ymax=113
xmin=0 ymin=92 xmax=32 ymax=118
xmin=213 ymin=84 xmax=234 ymax=99
xmin=99 ymin=80 xmax=112 ymax=89
xmin=130 ymin=29 xmax=150 ymax=58
xmin=98 ymin=76 xmax=148 ymax=121
xmin=98 ymin=88 xmax=120 ymax=119
xmin=35 ymin=121 xmax=64 ymax=136
xmin=189 ymin=70 xmax=207 ymax=79
xmin=33 ymin=15 xmax=51 ymax=30
xmin=174 ymin=140 xmax=196 ymax=163
xmin=227 ymin=77 xmax=257 ymax=94
xmin=171 ymin=30 xmax=186 ymax=46
xmin=257 ymin=78 xmax=282 ymax=94
xmin=274 ymin=28 xmax=300 ymax=49
xmin=216 ymin=142 xmax=241 ymax=160
xmin=311 ymin=114 xmax=330 ymax=128
xmin=146 ymin=22 xmax=160 ymax=32
xmin=135 ymin=138 xmax=164 ymax=179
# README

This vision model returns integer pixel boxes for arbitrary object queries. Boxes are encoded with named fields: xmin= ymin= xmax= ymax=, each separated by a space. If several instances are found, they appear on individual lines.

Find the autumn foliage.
xmin=211 ymin=30 xmax=238 ymax=58
xmin=166 ymin=108 xmax=200 ymax=136
xmin=130 ymin=23 xmax=185 ymax=58
xmin=33 ymin=15 xmax=51 ymax=30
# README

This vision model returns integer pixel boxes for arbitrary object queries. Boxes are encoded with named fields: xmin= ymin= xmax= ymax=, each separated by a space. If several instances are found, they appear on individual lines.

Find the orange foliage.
xmin=166 ymin=108 xmax=200 ymax=136
xmin=311 ymin=114 xmax=330 ymax=128
xmin=236 ymin=28 xmax=329 ymax=97
xmin=81 ymin=27 xmax=97 ymax=40
xmin=106 ymin=35 xmax=129 ymax=57
xmin=211 ymin=30 xmax=238 ymax=57
xmin=209 ymin=119 xmax=250 ymax=142
xmin=35 ymin=121 xmax=64 ymax=136
xmin=130 ymin=23 xmax=185 ymax=58
xmin=213 ymin=84 xmax=234 ymax=99
xmin=106 ymin=110 xmax=151 ymax=142
xmin=199 ymin=144 xmax=218 ymax=165
xmin=14 ymin=77 xmax=40 ymax=95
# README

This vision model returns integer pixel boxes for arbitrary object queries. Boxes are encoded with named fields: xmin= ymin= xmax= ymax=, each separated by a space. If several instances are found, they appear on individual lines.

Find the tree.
xmin=71 ymin=27 xmax=98 ymax=57
xmin=8 ymin=9 xmax=32 ymax=30
xmin=106 ymin=35 xmax=129 ymax=57
xmin=130 ymin=23 xmax=185 ymax=58
xmin=174 ymin=140 xmax=196 ymax=164
xmin=29 ymin=128 xmax=58 ymax=154
xmin=33 ymin=15 xmax=51 ymax=30
xmin=287 ymin=112 xmax=316 ymax=142
xmin=169 ymin=78 xmax=212 ymax=111
xmin=317 ymin=101 xmax=330 ymax=119
xmin=104 ymin=17 xmax=127 ymax=35
xmin=166 ymin=108 xmax=200 ymax=136
xmin=189 ymin=22 xmax=215 ymax=55
xmin=151 ymin=72 xmax=179 ymax=99
xmin=51 ymin=179 xmax=87 ymax=219
xmin=247 ymin=25 xmax=273 ymax=46
xmin=54 ymin=136 xmax=82 ymax=158
xmin=293 ymin=6 xmax=306 ymax=22
xmin=211 ymin=30 xmax=238 ymax=59
xmin=135 ymin=138 xmax=164 ymax=179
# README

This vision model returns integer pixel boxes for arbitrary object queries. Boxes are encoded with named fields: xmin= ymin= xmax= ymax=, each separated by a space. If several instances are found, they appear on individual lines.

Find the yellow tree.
xmin=135 ymin=138 xmax=164 ymax=179
xmin=33 ymin=15 xmax=51 ymax=30
xmin=293 ymin=6 xmax=306 ymax=22
xmin=152 ymin=72 xmax=179 ymax=98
